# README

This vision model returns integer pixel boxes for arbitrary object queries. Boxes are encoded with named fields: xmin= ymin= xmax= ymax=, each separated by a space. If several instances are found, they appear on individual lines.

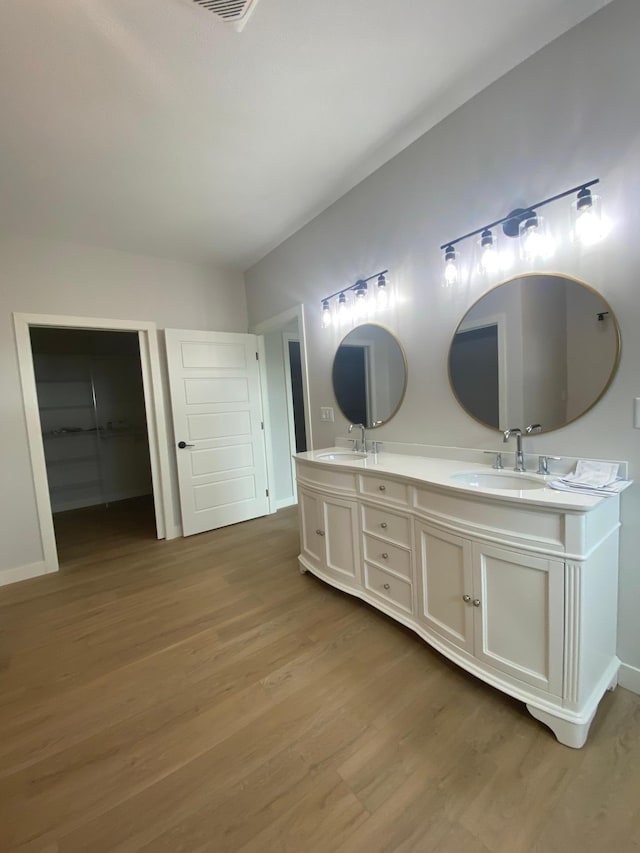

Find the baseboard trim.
xmin=0 ymin=560 xmax=54 ymax=588
xmin=618 ymin=662 xmax=640 ymax=695
xmin=276 ymin=496 xmax=297 ymax=510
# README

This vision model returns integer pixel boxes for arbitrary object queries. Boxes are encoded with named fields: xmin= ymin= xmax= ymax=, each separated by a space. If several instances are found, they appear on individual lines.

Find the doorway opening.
xmin=14 ymin=312 xmax=175 ymax=582
xmin=253 ymin=306 xmax=312 ymax=511
xmin=30 ymin=327 xmax=156 ymax=567
xmin=449 ymin=324 xmax=500 ymax=429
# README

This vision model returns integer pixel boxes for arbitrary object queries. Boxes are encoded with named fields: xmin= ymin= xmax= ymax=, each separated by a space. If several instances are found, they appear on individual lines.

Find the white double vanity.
xmin=295 ymin=449 xmax=623 ymax=748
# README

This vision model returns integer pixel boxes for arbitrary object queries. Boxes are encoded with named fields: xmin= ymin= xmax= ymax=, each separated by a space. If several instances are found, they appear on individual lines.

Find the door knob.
xmin=177 ymin=441 xmax=195 ymax=449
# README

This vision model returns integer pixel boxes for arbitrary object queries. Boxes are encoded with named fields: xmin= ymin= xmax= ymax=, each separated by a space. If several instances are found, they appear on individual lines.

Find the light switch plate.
xmin=320 ymin=406 xmax=334 ymax=422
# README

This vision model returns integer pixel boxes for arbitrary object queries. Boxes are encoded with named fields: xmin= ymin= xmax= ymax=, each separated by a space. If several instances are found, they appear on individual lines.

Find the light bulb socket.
xmin=480 ymin=229 xmax=493 ymax=249
xmin=576 ymin=187 xmax=593 ymax=211
xmin=338 ymin=292 xmax=346 ymax=305
xmin=444 ymin=245 xmax=456 ymax=262
xmin=355 ymin=281 xmax=367 ymax=299
xmin=523 ymin=211 xmax=538 ymax=231
xmin=377 ymin=273 xmax=386 ymax=289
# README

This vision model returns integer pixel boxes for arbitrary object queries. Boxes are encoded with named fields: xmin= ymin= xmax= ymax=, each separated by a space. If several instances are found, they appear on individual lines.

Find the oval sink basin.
xmin=451 ymin=471 xmax=544 ymax=491
xmin=316 ymin=451 xmax=367 ymax=461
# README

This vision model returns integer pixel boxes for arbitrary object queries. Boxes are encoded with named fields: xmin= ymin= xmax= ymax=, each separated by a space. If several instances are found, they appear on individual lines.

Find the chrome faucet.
xmin=348 ymin=423 xmax=367 ymax=453
xmin=503 ymin=427 xmax=525 ymax=472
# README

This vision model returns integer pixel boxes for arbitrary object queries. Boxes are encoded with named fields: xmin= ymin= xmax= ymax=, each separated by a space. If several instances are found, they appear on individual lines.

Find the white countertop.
xmin=294 ymin=448 xmax=628 ymax=512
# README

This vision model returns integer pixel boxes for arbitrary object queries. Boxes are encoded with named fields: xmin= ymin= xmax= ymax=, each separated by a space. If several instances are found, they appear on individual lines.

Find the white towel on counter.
xmin=548 ymin=460 xmax=630 ymax=497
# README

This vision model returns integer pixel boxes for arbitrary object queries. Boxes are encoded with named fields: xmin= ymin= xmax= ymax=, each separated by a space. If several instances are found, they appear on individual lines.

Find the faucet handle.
xmin=483 ymin=451 xmax=504 ymax=470
xmin=537 ymin=455 xmax=561 ymax=475
xmin=525 ymin=424 xmax=543 ymax=434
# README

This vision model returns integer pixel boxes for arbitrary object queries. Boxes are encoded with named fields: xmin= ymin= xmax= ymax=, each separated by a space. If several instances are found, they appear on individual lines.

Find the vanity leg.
xmin=526 ymin=704 xmax=594 ymax=749
xmin=298 ymin=560 xmax=309 ymax=575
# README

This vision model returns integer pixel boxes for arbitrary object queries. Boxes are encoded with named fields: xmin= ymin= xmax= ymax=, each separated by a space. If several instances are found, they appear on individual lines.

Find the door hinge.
xmin=255 ymin=351 xmax=259 ymax=360
xmin=266 ymin=488 xmax=269 ymax=497
xmin=261 ymin=421 xmax=264 ymax=430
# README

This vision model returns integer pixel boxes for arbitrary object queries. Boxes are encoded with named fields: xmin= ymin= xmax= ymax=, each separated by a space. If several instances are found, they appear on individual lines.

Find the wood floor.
xmin=1 ymin=501 xmax=639 ymax=852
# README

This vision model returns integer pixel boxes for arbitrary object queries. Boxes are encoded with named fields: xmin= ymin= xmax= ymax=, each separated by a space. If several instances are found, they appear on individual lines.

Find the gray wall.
xmin=245 ymin=0 xmax=640 ymax=670
xmin=1 ymin=234 xmax=247 ymax=572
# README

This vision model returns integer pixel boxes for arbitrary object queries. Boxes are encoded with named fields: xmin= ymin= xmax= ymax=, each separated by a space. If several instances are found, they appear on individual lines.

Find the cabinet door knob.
xmin=473 ymin=598 xmax=481 ymax=607
xmin=378 ymin=484 xmax=386 ymax=491
xmin=315 ymin=529 xmax=325 ymax=536
xmin=381 ymin=552 xmax=389 ymax=560
xmin=462 ymin=594 xmax=471 ymax=603
xmin=380 ymin=522 xmax=388 ymax=529
xmin=383 ymin=583 xmax=390 ymax=590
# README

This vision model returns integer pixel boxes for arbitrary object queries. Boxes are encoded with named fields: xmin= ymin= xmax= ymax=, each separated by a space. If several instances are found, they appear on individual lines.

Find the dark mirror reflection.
xmin=332 ymin=324 xmax=407 ymax=427
xmin=448 ymin=274 xmax=620 ymax=433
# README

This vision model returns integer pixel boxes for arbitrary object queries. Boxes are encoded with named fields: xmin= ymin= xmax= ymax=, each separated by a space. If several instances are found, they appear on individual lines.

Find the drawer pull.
xmin=378 ymin=485 xmax=386 ymax=491
xmin=381 ymin=553 xmax=389 ymax=560
xmin=383 ymin=583 xmax=390 ymax=590
xmin=462 ymin=594 xmax=471 ymax=603
xmin=380 ymin=522 xmax=388 ymax=529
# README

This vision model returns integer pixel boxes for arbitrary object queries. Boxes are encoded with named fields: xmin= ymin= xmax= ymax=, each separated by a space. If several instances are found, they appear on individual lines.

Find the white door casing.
xmin=165 ymin=329 xmax=269 ymax=537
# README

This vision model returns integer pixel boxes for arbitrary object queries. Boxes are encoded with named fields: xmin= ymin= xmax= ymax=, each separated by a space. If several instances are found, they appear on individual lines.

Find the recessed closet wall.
xmin=31 ymin=328 xmax=152 ymax=513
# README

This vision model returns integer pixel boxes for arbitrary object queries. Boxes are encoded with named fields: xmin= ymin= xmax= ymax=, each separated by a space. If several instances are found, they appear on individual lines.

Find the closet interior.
xmin=31 ymin=327 xmax=154 ymax=530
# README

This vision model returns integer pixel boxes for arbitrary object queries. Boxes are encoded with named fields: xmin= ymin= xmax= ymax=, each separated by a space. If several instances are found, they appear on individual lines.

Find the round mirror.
xmin=448 ymin=273 xmax=620 ymax=433
xmin=332 ymin=323 xmax=407 ymax=426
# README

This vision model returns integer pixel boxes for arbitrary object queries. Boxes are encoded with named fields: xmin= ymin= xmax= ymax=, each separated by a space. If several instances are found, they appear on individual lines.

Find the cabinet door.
xmin=472 ymin=542 xmax=564 ymax=696
xmin=321 ymin=495 xmax=360 ymax=582
xmin=415 ymin=522 xmax=474 ymax=653
xmin=298 ymin=488 xmax=324 ymax=569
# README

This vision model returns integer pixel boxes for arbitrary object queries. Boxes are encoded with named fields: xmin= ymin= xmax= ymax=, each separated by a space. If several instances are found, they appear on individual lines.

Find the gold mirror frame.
xmin=447 ymin=272 xmax=621 ymax=434
xmin=332 ymin=322 xmax=408 ymax=427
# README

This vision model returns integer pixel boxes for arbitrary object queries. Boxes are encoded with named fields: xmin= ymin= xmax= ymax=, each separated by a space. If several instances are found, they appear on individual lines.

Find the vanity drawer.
xmin=361 ymin=505 xmax=411 ymax=547
xmin=296 ymin=461 xmax=356 ymax=495
xmin=359 ymin=475 xmax=409 ymax=506
xmin=364 ymin=563 xmax=413 ymax=615
xmin=363 ymin=534 xmax=412 ymax=579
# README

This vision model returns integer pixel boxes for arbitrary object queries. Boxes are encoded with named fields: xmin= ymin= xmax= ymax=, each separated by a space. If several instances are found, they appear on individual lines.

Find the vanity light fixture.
xmin=440 ymin=178 xmax=601 ymax=283
xmin=320 ymin=268 xmax=389 ymax=329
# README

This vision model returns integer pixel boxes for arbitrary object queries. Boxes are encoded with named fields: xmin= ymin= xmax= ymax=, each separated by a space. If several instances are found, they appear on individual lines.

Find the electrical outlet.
xmin=320 ymin=406 xmax=334 ymax=422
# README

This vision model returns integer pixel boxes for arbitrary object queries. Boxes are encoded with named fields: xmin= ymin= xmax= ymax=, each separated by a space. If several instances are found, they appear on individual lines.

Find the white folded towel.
xmin=548 ymin=460 xmax=630 ymax=497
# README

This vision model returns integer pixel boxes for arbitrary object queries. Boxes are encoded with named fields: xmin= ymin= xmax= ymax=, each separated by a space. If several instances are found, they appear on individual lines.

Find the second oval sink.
xmin=316 ymin=451 xmax=367 ymax=461
xmin=451 ymin=471 xmax=545 ymax=491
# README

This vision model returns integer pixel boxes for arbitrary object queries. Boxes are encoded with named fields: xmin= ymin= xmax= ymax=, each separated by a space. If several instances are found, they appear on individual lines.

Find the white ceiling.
xmin=0 ymin=0 xmax=612 ymax=270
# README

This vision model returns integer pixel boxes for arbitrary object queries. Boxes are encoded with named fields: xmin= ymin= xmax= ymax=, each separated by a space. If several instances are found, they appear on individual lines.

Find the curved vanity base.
xmin=526 ymin=704 xmax=594 ymax=749
xmin=295 ymin=453 xmax=623 ymax=749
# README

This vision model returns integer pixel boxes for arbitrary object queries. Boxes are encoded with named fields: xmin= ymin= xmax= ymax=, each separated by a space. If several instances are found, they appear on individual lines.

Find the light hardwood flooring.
xmin=1 ymin=501 xmax=639 ymax=852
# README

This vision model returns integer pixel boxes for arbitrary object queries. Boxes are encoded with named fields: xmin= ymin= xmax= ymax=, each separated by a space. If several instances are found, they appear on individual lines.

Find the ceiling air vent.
xmin=189 ymin=0 xmax=261 ymax=31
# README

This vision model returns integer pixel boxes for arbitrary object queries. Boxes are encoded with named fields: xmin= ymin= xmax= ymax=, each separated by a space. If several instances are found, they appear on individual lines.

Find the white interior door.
xmin=165 ymin=329 xmax=269 ymax=536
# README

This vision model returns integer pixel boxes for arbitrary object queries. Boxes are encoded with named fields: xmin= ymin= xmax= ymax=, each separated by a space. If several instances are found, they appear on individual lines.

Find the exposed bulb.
xmin=573 ymin=190 xmax=604 ymax=246
xmin=479 ymin=229 xmax=499 ymax=274
xmin=321 ymin=300 xmax=331 ymax=328
xmin=354 ymin=283 xmax=368 ymax=320
xmin=576 ymin=209 xmax=601 ymax=245
xmin=519 ymin=213 xmax=555 ymax=261
xmin=443 ymin=245 xmax=458 ymax=286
